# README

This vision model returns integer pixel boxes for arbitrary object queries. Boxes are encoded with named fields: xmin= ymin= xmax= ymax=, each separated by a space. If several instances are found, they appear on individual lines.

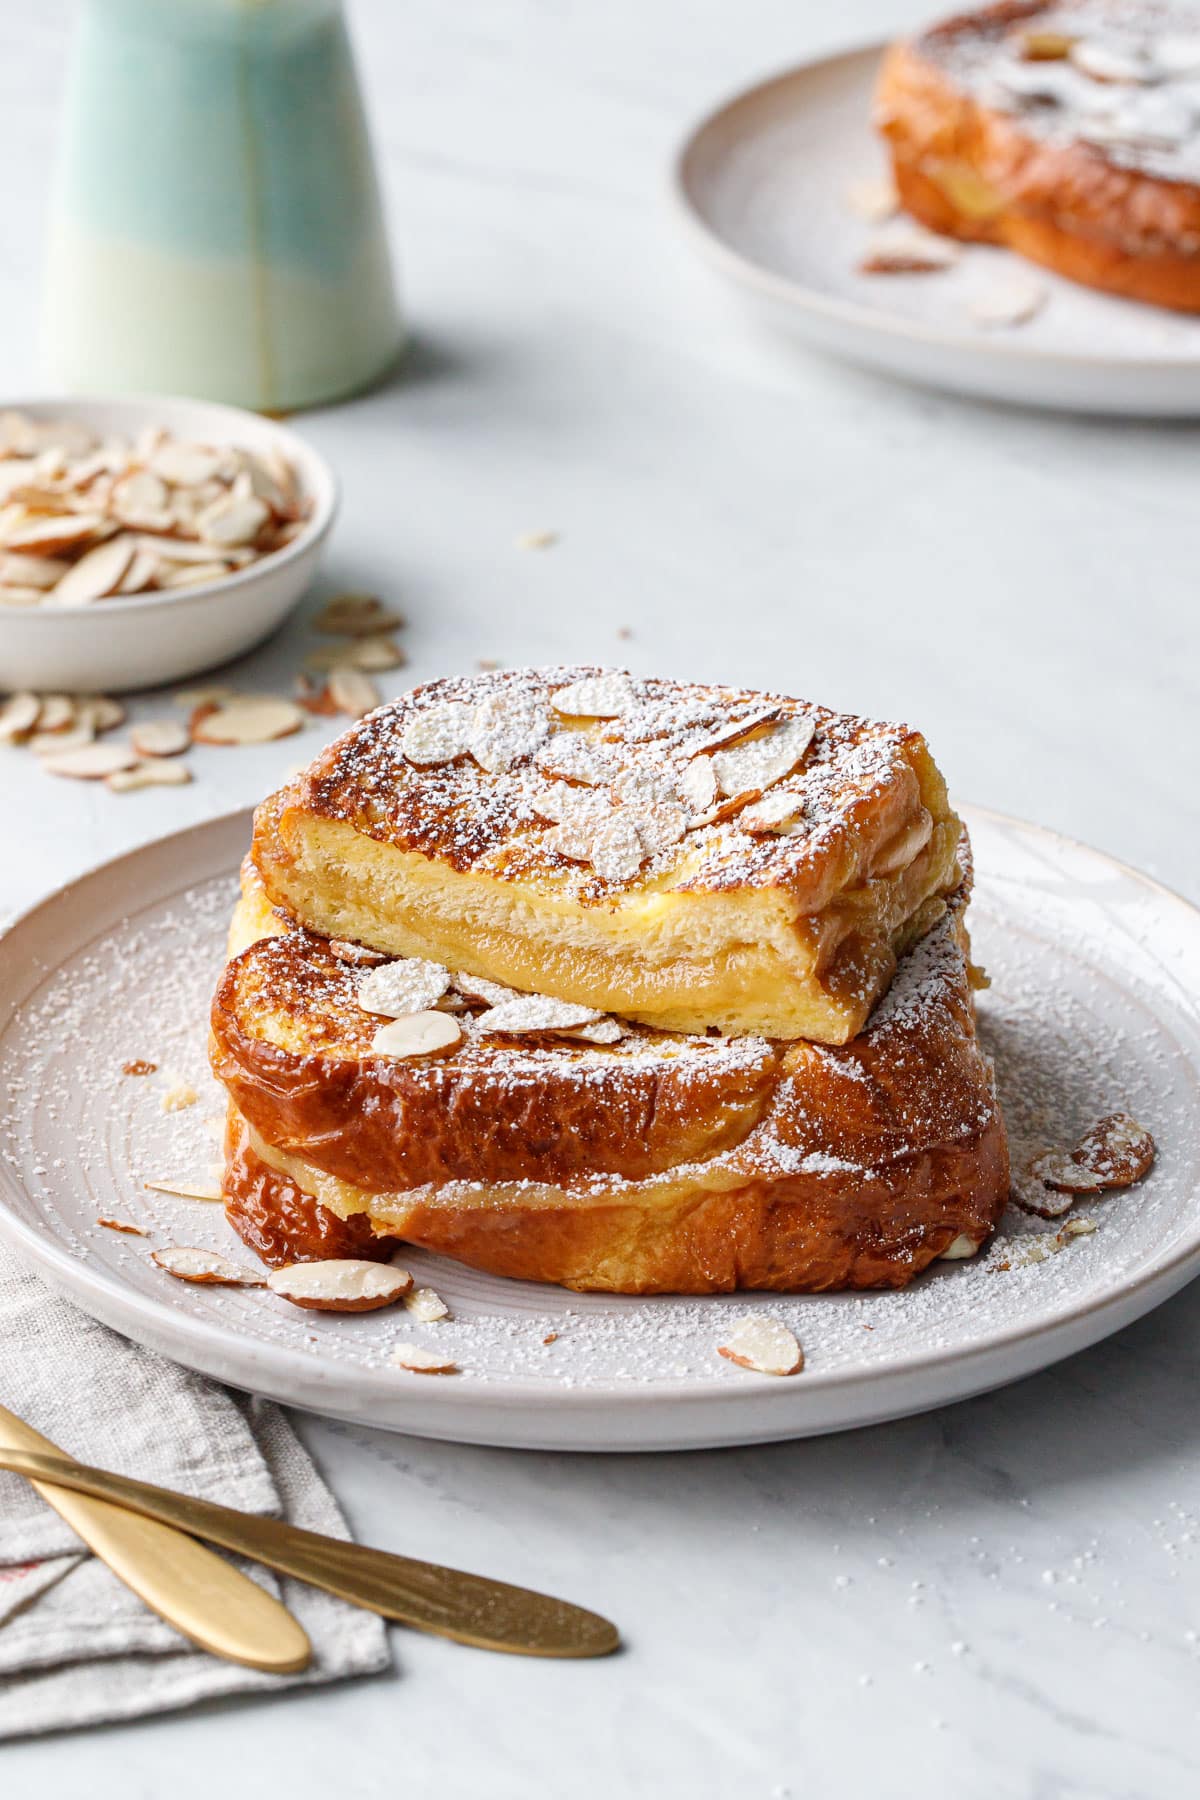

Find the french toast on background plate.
xmin=210 ymin=668 xmax=1009 ymax=1296
xmin=876 ymin=0 xmax=1200 ymax=313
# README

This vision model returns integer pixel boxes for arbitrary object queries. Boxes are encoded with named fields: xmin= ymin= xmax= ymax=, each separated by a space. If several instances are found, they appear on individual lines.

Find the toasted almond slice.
xmin=144 ymin=1175 xmax=223 ymax=1202
xmin=590 ymin=810 xmax=647 ymax=882
xmin=453 ymin=969 xmax=522 ymax=1006
xmin=846 ymin=174 xmax=899 ymax=222
xmin=560 ymin=1016 xmax=624 ymax=1044
xmin=390 ymin=1342 xmax=459 ymax=1373
xmin=267 ymin=1259 xmax=413 ymax=1313
xmin=535 ymin=736 xmax=617 ymax=786
xmin=1021 ymin=28 xmax=1075 ymax=60
xmin=122 ymin=1058 xmax=157 ymax=1076
xmin=718 ymin=1313 xmax=804 ymax=1376
xmin=329 ymin=939 xmax=388 ymax=967
xmin=740 ymin=789 xmax=805 ymax=834
xmin=152 ymin=1245 xmax=265 ymax=1285
xmin=192 ymin=696 xmax=304 ymax=744
xmin=295 ymin=674 xmax=339 ymax=717
xmin=357 ymin=958 xmax=451 ymax=1017
xmin=860 ymin=225 xmax=959 ymax=274
xmin=515 ymin=528 xmax=558 ymax=551
xmin=328 ymin=666 xmax=381 ymax=719
xmin=552 ymin=672 xmax=636 ymax=718
xmin=1071 ymin=1112 xmax=1155 ymax=1187
xmin=313 ymin=593 xmax=406 ymax=636
xmin=41 ymin=741 xmax=140 ymax=780
xmin=625 ymin=799 xmax=687 ymax=855
xmin=174 ymin=683 xmax=236 ymax=708
xmin=97 ymin=1216 xmax=147 ymax=1235
xmin=471 ymin=693 xmax=550 ymax=773
xmin=1010 ymin=1167 xmax=1076 ymax=1218
xmin=316 ymin=633 xmax=405 ymax=673
xmin=108 ymin=759 xmax=193 ymax=791
xmin=130 ymin=718 xmax=191 ymax=758
xmin=1 ymin=551 xmax=69 ymax=589
xmin=475 ymin=994 xmax=603 ymax=1034
xmin=0 ymin=691 xmax=43 ymax=741
xmin=693 ymin=707 xmax=781 ymax=757
xmin=404 ymin=1286 xmax=450 ymax=1322
xmin=34 ymin=693 xmax=76 ymax=732
xmin=712 ymin=715 xmax=815 ymax=799
xmin=1029 ymin=1149 xmax=1108 ymax=1195
xmin=371 ymin=1012 xmax=463 ymax=1059
xmin=76 ymin=694 xmax=126 ymax=734
xmin=159 ymin=559 xmax=233 ymax=588
xmin=968 ymin=274 xmax=1046 ymax=329
xmin=31 ymin=724 xmax=96 ymax=757
xmin=400 ymin=701 xmax=476 ymax=766
xmin=7 ymin=513 xmax=107 ymax=555
xmin=678 ymin=756 xmax=718 ymax=815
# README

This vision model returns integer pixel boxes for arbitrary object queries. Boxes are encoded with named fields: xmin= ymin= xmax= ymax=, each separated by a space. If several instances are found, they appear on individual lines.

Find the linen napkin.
xmin=0 ymin=1217 xmax=390 ymax=1738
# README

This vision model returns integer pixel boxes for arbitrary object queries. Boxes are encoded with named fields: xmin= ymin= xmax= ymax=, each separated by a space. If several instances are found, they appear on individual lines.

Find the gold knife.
xmin=0 ymin=1403 xmax=311 ymax=1673
xmin=0 ymin=1442 xmax=619 ymax=1659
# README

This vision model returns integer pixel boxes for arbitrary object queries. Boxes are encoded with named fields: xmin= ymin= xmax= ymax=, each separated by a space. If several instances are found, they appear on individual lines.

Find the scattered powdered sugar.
xmin=0 ymin=818 xmax=1196 ymax=1404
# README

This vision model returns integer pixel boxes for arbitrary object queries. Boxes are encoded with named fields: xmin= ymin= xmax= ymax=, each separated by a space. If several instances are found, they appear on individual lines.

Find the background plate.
xmin=674 ymin=45 xmax=1200 ymax=415
xmin=0 ymin=806 xmax=1198 ymax=1452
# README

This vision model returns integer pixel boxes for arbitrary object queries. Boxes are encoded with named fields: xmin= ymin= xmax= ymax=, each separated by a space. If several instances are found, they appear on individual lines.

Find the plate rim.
xmin=1 ymin=802 xmax=1198 ymax=1441
xmin=671 ymin=39 xmax=1200 ymax=377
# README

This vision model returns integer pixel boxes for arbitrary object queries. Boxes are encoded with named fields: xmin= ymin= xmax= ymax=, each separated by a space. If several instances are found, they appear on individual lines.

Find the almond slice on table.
xmin=144 ymin=1174 xmax=224 ymax=1202
xmin=151 ymin=1245 xmax=265 ymax=1286
xmin=130 ymin=719 xmax=190 ymax=758
xmin=404 ymin=1286 xmax=451 ymax=1322
xmin=740 ymin=789 xmax=805 ymax=834
xmin=845 ymin=174 xmax=898 ymax=222
xmin=1069 ymin=1112 xmax=1156 ymax=1187
xmin=96 ymin=1216 xmax=147 ymax=1235
xmin=41 ymin=741 xmax=140 ymax=780
xmin=967 ymin=274 xmax=1046 ymax=329
xmin=328 ymin=666 xmax=381 ymax=719
xmin=1030 ymin=1149 xmax=1110 ymax=1194
xmin=30 ymin=724 xmax=96 ymax=757
xmin=470 ymin=693 xmax=550 ymax=773
xmin=401 ymin=702 xmax=477 ymax=766
xmin=34 ymin=693 xmax=76 ymax=732
xmin=718 ymin=1313 xmax=804 ymax=1376
xmin=357 ymin=957 xmax=451 ymax=1017
xmin=313 ymin=592 xmax=406 ymax=636
xmin=371 ymin=1012 xmax=463 ymax=1059
xmin=267 ymin=1259 xmax=413 ymax=1313
xmin=295 ymin=674 xmax=340 ymax=717
xmin=551 ymin=672 xmax=636 ymax=718
xmin=192 ymin=696 xmax=305 ymax=745
xmin=475 ymin=994 xmax=604 ymax=1034
xmin=308 ymin=634 xmax=405 ymax=674
xmin=77 ymin=694 xmax=126 ymax=733
xmin=390 ymin=1342 xmax=459 ymax=1373
xmin=860 ymin=225 xmax=959 ymax=274
xmin=0 ymin=692 xmax=43 ymax=741
xmin=712 ymin=716 xmax=815 ymax=799
xmin=108 ymin=759 xmax=193 ymax=791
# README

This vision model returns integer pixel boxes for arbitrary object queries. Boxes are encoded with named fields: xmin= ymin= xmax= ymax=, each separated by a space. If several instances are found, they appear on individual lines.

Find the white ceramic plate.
xmin=0 ymin=805 xmax=1197 ymax=1452
xmin=673 ymin=44 xmax=1200 ymax=415
xmin=0 ymin=395 xmax=337 ymax=693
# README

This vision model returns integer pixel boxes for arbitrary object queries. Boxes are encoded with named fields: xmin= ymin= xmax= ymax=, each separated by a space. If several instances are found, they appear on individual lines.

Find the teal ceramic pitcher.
xmin=43 ymin=0 xmax=402 ymax=410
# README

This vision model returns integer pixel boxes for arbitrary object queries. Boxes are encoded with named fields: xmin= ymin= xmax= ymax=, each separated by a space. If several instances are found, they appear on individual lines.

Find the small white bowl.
xmin=0 ymin=394 xmax=338 ymax=694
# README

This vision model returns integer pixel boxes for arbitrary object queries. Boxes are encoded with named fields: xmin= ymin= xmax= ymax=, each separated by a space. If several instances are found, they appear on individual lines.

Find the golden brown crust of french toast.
xmin=876 ymin=2 xmax=1200 ymax=312
xmin=213 ymin=876 xmax=1010 ymax=1293
xmin=249 ymin=667 xmax=963 ymax=1043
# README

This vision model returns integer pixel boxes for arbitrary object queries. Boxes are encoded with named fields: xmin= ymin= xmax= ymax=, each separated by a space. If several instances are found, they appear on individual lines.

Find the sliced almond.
xmin=679 ymin=756 xmax=718 ymax=816
xmin=1069 ymin=39 xmax=1151 ymax=83
xmin=475 ymin=994 xmax=603 ymax=1034
xmin=192 ymin=696 xmax=305 ymax=745
xmin=144 ymin=1175 xmax=224 ymax=1202
xmin=328 ymin=666 xmax=381 ymax=719
xmin=116 ymin=548 xmax=162 ymax=593
xmin=712 ymin=715 xmax=815 ymax=799
xmin=197 ymin=491 xmax=269 ymax=547
xmin=718 ymin=1313 xmax=804 ymax=1376
xmin=174 ymin=683 xmax=236 ymax=708
xmin=740 ymin=789 xmax=805 ymax=834
xmin=560 ymin=1016 xmax=624 ymax=1044
xmin=357 ymin=958 xmax=451 ymax=1017
xmin=0 ymin=691 xmax=42 ymax=741
xmin=453 ymin=969 xmax=522 ymax=1006
xmin=1071 ymin=1112 xmax=1155 ymax=1188
xmin=552 ymin=672 xmax=636 ymax=718
xmin=404 ymin=1286 xmax=450 ymax=1322
xmin=78 ymin=694 xmax=126 ymax=733
xmin=390 ymin=1342 xmax=459 ymax=1373
xmin=31 ymin=724 xmax=96 ymax=757
xmin=693 ymin=707 xmax=782 ymax=756
xmin=111 ymin=468 xmax=170 ymax=520
xmin=860 ymin=225 xmax=959 ymax=274
xmin=515 ymin=528 xmax=558 ymax=551
xmin=151 ymin=1245 xmax=265 ymax=1286
xmin=316 ymin=633 xmax=405 ymax=673
xmin=41 ymin=741 xmax=140 ymax=780
xmin=149 ymin=442 xmax=226 ymax=487
xmin=97 ymin=1215 xmax=147 ymax=1235
xmin=968 ymin=274 xmax=1046 ymax=329
xmin=267 ymin=1259 xmax=413 ymax=1313
xmin=846 ymin=174 xmax=898 ymax=222
xmin=34 ymin=693 xmax=76 ymax=732
xmin=1011 ymin=1167 xmax=1076 ymax=1219
xmin=400 ymin=702 xmax=477 ymax=766
xmin=0 ymin=585 xmax=46 ymax=606
xmin=131 ymin=719 xmax=190 ymax=758
xmin=158 ymin=559 xmax=232 ymax=588
xmin=1020 ymin=28 xmax=1075 ymax=60
xmin=313 ymin=592 xmax=406 ymax=636
xmin=1029 ymin=1149 xmax=1108 ymax=1195
xmin=535 ymin=736 xmax=617 ymax=786
xmin=625 ymin=799 xmax=687 ymax=855
xmin=590 ymin=811 xmax=647 ymax=882
xmin=471 ymin=693 xmax=550 ymax=773
xmin=329 ymin=939 xmax=388 ymax=967
xmin=371 ymin=1012 xmax=463 ymax=1059
xmin=161 ymin=1078 xmax=199 ymax=1113
xmin=108 ymin=760 xmax=193 ymax=791
xmin=6 ymin=513 xmax=107 ymax=556
xmin=1 ymin=552 xmax=69 ymax=589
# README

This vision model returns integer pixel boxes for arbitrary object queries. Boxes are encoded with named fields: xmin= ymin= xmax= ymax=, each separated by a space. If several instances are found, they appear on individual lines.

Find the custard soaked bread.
xmin=876 ymin=1 xmax=1200 ymax=312
xmin=212 ymin=865 xmax=1008 ymax=1293
xmin=250 ymin=668 xmax=963 ymax=1044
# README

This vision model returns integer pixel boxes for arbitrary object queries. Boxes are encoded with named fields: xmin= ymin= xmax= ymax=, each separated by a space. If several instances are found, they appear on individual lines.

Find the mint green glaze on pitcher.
xmin=44 ymin=0 xmax=402 ymax=410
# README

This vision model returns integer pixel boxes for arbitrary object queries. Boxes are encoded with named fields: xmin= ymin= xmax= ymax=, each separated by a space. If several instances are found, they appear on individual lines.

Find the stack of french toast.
xmin=210 ymin=668 xmax=1010 ymax=1294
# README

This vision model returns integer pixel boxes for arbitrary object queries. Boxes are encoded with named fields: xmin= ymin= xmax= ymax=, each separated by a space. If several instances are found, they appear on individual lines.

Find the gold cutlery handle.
xmin=0 ymin=1447 xmax=619 ymax=1659
xmin=0 ymin=1406 xmax=310 ymax=1673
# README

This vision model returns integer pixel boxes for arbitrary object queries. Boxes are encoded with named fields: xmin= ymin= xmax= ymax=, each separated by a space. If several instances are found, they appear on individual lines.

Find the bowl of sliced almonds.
xmin=0 ymin=395 xmax=337 ymax=692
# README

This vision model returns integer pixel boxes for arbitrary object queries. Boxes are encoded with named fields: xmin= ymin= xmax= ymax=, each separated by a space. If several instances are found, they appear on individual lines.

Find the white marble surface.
xmin=2 ymin=1 xmax=1199 ymax=1792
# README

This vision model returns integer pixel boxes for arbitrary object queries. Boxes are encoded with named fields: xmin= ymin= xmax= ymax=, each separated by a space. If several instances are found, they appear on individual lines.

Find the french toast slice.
xmin=876 ymin=1 xmax=1200 ymax=313
xmin=250 ymin=668 xmax=963 ymax=1044
xmin=212 ymin=867 xmax=1009 ymax=1294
